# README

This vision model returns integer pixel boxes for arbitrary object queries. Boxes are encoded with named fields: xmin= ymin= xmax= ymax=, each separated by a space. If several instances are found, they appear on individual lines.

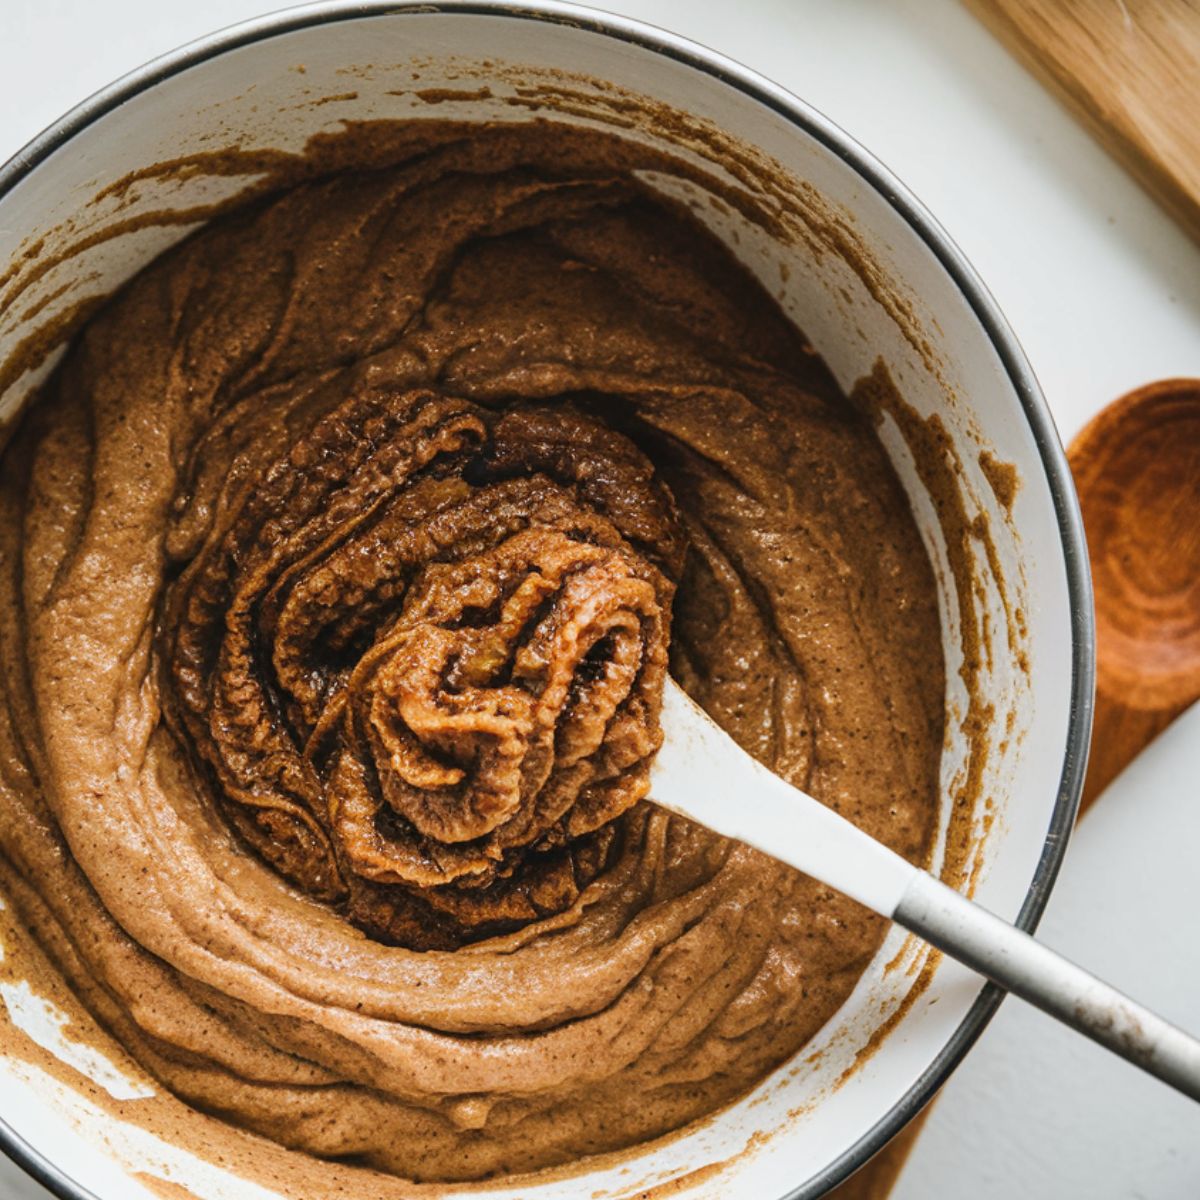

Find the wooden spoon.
xmin=1070 ymin=378 xmax=1200 ymax=811
xmin=826 ymin=378 xmax=1200 ymax=1196
xmin=651 ymin=673 xmax=1200 ymax=1101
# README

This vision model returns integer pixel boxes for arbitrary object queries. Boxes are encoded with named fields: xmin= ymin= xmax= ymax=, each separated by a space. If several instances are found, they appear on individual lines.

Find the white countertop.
xmin=3 ymin=1 xmax=1199 ymax=1197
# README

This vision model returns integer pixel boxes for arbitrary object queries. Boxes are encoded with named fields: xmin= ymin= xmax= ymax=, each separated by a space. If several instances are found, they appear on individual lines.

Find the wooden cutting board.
xmin=965 ymin=0 xmax=1200 ymax=245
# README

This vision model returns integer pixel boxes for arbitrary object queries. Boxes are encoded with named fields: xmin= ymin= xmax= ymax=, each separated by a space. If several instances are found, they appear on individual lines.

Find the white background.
xmin=2 ymin=1 xmax=1199 ymax=1197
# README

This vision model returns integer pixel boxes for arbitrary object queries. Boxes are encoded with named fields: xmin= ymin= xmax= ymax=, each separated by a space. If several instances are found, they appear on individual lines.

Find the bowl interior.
xmin=0 ymin=8 xmax=1083 ymax=1199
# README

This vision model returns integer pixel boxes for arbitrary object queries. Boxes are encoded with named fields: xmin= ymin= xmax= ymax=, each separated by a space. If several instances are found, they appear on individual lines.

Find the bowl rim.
xmin=0 ymin=3 xmax=1095 ymax=1198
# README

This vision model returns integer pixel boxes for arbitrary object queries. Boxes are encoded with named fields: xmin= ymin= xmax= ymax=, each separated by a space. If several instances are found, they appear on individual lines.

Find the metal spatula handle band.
xmin=895 ymin=872 xmax=1200 ymax=1102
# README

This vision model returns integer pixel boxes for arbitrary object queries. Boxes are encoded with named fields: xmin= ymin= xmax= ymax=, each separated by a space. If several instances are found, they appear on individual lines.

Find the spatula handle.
xmin=895 ymin=871 xmax=1200 ymax=1103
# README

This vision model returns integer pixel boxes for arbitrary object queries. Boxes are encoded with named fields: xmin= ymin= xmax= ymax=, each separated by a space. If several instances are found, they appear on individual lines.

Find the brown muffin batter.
xmin=0 ymin=121 xmax=943 ymax=1181
xmin=163 ymin=391 xmax=684 ymax=950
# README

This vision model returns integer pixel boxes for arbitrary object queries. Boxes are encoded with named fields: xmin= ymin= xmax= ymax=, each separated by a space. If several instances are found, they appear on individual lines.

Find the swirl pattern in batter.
xmin=0 ymin=121 xmax=943 ymax=1181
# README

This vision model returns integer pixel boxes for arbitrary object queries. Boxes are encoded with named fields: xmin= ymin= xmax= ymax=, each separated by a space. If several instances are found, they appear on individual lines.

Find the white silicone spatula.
xmin=651 ymin=678 xmax=1200 ymax=1102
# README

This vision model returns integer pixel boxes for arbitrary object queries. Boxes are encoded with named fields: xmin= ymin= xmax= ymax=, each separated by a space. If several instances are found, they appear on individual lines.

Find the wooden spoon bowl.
xmin=824 ymin=378 xmax=1200 ymax=1197
xmin=1069 ymin=378 xmax=1200 ymax=809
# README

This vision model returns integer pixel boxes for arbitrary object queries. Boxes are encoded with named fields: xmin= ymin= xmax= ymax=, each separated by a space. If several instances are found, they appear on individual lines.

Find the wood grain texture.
xmin=1069 ymin=379 xmax=1200 ymax=811
xmin=966 ymin=0 xmax=1200 ymax=244
xmin=824 ymin=1107 xmax=932 ymax=1200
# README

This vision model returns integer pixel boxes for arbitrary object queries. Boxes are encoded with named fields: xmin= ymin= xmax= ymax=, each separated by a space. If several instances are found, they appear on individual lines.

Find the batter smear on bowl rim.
xmin=0 ymin=121 xmax=943 ymax=1181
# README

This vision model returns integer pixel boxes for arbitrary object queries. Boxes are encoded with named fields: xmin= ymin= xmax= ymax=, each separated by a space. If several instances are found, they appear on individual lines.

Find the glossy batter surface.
xmin=0 ymin=122 xmax=943 ymax=1181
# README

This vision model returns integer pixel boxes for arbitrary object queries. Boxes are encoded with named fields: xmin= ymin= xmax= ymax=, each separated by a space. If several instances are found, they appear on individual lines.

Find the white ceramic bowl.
xmin=0 ymin=4 xmax=1092 ymax=1198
